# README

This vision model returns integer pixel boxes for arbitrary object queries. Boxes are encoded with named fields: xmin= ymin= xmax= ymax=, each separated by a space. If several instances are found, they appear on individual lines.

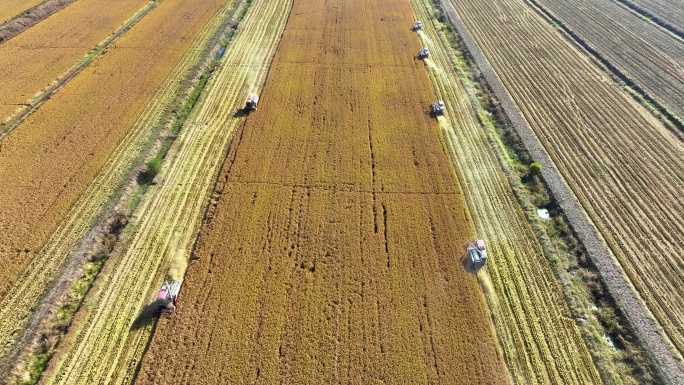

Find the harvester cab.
xmin=431 ymin=100 xmax=445 ymax=116
xmin=245 ymin=95 xmax=259 ymax=112
xmin=467 ymin=239 xmax=488 ymax=272
xmin=157 ymin=280 xmax=181 ymax=315
xmin=418 ymin=47 xmax=430 ymax=59
xmin=413 ymin=21 xmax=422 ymax=31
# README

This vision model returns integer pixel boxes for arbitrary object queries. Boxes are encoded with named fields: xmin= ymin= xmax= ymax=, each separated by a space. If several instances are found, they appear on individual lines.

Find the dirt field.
xmin=444 ymin=0 xmax=684 ymax=375
xmin=136 ymin=0 xmax=510 ymax=383
xmin=0 ymin=0 xmax=230 ymax=363
xmin=628 ymin=0 xmax=684 ymax=32
xmin=0 ymin=0 xmax=149 ymax=121
xmin=39 ymin=0 xmax=293 ymax=382
xmin=537 ymin=0 xmax=684 ymax=119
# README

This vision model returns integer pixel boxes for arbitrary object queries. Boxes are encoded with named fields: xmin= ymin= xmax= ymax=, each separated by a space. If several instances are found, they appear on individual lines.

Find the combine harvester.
xmin=156 ymin=280 xmax=181 ymax=315
xmin=418 ymin=47 xmax=429 ymax=59
xmin=245 ymin=95 xmax=259 ymax=113
xmin=431 ymin=100 xmax=445 ymax=116
xmin=413 ymin=21 xmax=422 ymax=31
xmin=467 ymin=239 xmax=488 ymax=271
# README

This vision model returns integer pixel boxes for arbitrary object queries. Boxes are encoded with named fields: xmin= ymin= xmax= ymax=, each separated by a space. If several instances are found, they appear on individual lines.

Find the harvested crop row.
xmin=0 ymin=0 xmax=150 ymax=123
xmin=446 ymin=0 xmax=684 ymax=364
xmin=136 ymin=0 xmax=511 ymax=383
xmin=536 ymin=0 xmax=684 ymax=120
xmin=0 ymin=0 xmax=234 ymax=370
xmin=41 ymin=0 xmax=292 ymax=382
xmin=0 ymin=0 xmax=44 ymax=25
xmin=0 ymin=0 xmax=231 ymax=305
xmin=627 ymin=0 xmax=684 ymax=32
xmin=409 ymin=1 xmax=602 ymax=383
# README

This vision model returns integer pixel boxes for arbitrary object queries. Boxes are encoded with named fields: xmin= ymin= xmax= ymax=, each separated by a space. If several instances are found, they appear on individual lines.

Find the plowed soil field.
xmin=0 ymin=0 xmax=44 ymax=25
xmin=446 ymin=0 xmax=684 ymax=369
xmin=136 ymin=0 xmax=510 ymax=383
xmin=537 ymin=0 xmax=684 ymax=119
xmin=409 ymin=0 xmax=601 ymax=383
xmin=0 ymin=0 xmax=229 ymax=324
xmin=0 ymin=0 xmax=149 ymax=121
xmin=40 ymin=0 xmax=292 ymax=382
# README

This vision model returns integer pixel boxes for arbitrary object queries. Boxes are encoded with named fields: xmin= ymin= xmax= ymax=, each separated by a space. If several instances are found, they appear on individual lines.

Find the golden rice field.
xmin=1 ymin=0 xmax=682 ymax=382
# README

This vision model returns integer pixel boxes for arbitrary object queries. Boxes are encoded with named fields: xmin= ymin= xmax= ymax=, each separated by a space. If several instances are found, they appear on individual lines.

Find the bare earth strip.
xmin=136 ymin=0 xmax=511 ymax=383
xmin=537 ymin=0 xmax=684 ymax=120
xmin=409 ymin=0 xmax=602 ymax=383
xmin=41 ymin=0 xmax=292 ymax=382
xmin=0 ymin=0 xmax=150 ymax=123
xmin=0 ymin=0 xmax=233 ymax=349
xmin=440 ymin=0 xmax=684 ymax=381
xmin=0 ymin=0 xmax=234 ymax=372
xmin=0 ymin=0 xmax=44 ymax=25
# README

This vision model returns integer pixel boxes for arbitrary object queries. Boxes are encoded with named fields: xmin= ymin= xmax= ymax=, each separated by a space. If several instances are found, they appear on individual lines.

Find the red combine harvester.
xmin=157 ymin=280 xmax=181 ymax=315
xmin=245 ymin=95 xmax=259 ymax=112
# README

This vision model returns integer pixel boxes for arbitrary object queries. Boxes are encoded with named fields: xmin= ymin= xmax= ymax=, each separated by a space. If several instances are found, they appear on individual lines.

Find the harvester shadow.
xmin=461 ymin=253 xmax=477 ymax=275
xmin=130 ymin=301 xmax=159 ymax=331
xmin=233 ymin=108 xmax=249 ymax=118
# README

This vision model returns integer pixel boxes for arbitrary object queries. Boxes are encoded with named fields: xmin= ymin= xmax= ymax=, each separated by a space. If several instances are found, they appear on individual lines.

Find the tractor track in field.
xmin=438 ymin=0 xmax=684 ymax=382
xmin=39 ymin=0 xmax=292 ymax=382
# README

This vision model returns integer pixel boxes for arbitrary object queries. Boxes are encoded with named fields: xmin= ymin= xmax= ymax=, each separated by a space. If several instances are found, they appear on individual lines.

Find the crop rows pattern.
xmin=0 ymin=0 xmax=229 ymax=308
xmin=42 ymin=0 xmax=293 ymax=382
xmin=537 ymin=0 xmax=684 ymax=120
xmin=409 ymin=0 xmax=602 ymax=383
xmin=0 ymin=0 xmax=237 ymax=371
xmin=447 ymin=0 xmax=684 ymax=361
xmin=136 ymin=0 xmax=510 ymax=383
xmin=628 ymin=0 xmax=684 ymax=32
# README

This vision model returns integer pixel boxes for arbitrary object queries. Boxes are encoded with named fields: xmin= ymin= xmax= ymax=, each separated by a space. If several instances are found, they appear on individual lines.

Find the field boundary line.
xmin=609 ymin=0 xmax=684 ymax=41
xmin=438 ymin=0 xmax=684 ymax=382
xmin=0 ymin=0 xmax=162 ymax=140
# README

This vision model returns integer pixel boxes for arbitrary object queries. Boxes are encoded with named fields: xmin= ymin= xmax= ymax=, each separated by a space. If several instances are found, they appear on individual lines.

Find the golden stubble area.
xmin=137 ymin=0 xmax=510 ymax=383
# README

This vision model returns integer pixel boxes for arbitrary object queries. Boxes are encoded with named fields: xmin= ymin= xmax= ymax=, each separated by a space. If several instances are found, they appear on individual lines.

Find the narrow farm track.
xmin=410 ymin=1 xmax=601 ymax=383
xmin=136 ymin=0 xmax=510 ymax=383
xmin=0 ymin=0 xmax=150 ymax=122
xmin=0 ymin=0 xmax=44 ymax=25
xmin=626 ymin=0 xmax=684 ymax=32
xmin=445 ymin=0 xmax=684 ymax=376
xmin=0 ymin=0 xmax=230 ymax=307
xmin=41 ymin=1 xmax=292 ymax=382
xmin=0 ymin=0 xmax=236 ymax=371
xmin=537 ymin=0 xmax=684 ymax=120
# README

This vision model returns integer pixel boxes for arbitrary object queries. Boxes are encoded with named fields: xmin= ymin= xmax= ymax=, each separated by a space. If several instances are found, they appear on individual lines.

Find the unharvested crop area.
xmin=0 ymin=0 xmax=232 ymax=368
xmin=445 ymin=0 xmax=684 ymax=370
xmin=0 ymin=0 xmax=149 ymax=122
xmin=0 ymin=0 xmax=44 ymax=25
xmin=136 ymin=0 xmax=511 ymax=383
xmin=537 ymin=0 xmax=684 ymax=120
xmin=40 ymin=0 xmax=293 ymax=382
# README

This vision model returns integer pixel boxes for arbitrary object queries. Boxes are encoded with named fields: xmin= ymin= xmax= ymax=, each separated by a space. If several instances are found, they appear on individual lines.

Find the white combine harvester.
xmin=467 ymin=239 xmax=488 ymax=271
xmin=157 ymin=280 xmax=181 ymax=315
xmin=245 ymin=95 xmax=259 ymax=112
xmin=431 ymin=100 xmax=445 ymax=116
xmin=413 ymin=21 xmax=422 ymax=31
xmin=418 ymin=47 xmax=430 ymax=59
